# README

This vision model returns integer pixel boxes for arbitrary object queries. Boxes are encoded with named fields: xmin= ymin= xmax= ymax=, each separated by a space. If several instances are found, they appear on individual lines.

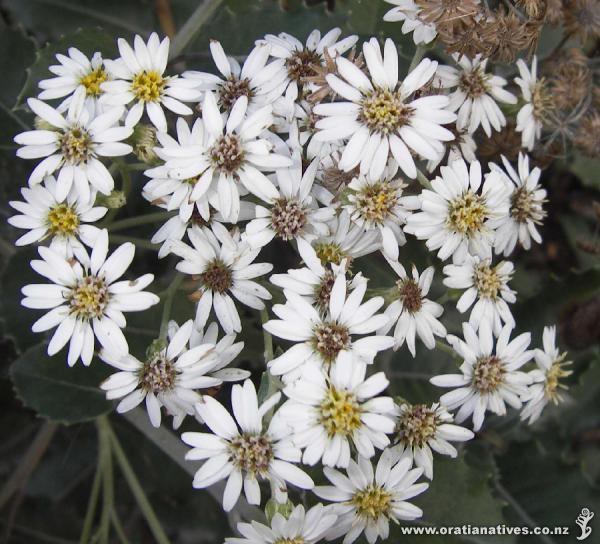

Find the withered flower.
xmin=564 ymin=0 xmax=600 ymax=42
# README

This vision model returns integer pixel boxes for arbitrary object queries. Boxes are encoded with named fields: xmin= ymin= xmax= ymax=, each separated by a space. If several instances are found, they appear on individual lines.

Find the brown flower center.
xmin=200 ymin=260 xmax=233 ymax=294
xmin=60 ymin=126 xmax=93 ymax=165
xmin=313 ymin=321 xmax=350 ymax=363
xmin=459 ymin=70 xmax=489 ymax=98
xmin=218 ymin=76 xmax=254 ymax=111
xmin=210 ymin=134 xmax=245 ymax=175
xmin=396 ymin=404 xmax=438 ymax=448
xmin=286 ymin=49 xmax=321 ymax=82
xmin=139 ymin=354 xmax=177 ymax=393
xmin=397 ymin=279 xmax=423 ymax=313
xmin=271 ymin=198 xmax=307 ymax=240
xmin=472 ymin=356 xmax=505 ymax=393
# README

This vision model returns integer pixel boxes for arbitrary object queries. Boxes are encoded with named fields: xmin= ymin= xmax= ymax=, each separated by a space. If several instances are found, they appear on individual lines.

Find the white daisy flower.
xmin=435 ymin=54 xmax=517 ymax=137
xmin=314 ymin=450 xmax=428 ymax=544
xmin=261 ymin=28 xmax=358 ymax=98
xmin=225 ymin=503 xmax=338 ymax=544
xmin=491 ymin=153 xmax=546 ymax=256
xmin=343 ymin=163 xmax=419 ymax=261
xmin=38 ymin=48 xmax=109 ymax=115
xmin=170 ymin=223 xmax=273 ymax=334
xmin=431 ymin=322 xmax=534 ymax=431
xmin=313 ymin=210 xmax=381 ymax=267
xmin=392 ymin=402 xmax=474 ymax=479
xmin=21 ymin=229 xmax=159 ymax=366
xmin=264 ymin=272 xmax=392 ymax=378
xmin=8 ymin=175 xmax=106 ymax=259
xmin=405 ymin=158 xmax=510 ymax=264
xmin=183 ymin=40 xmax=285 ymax=111
xmin=521 ymin=326 xmax=572 ymax=424
xmin=101 ymin=33 xmax=201 ymax=132
xmin=14 ymin=90 xmax=132 ymax=202
xmin=275 ymin=355 xmax=395 ymax=467
xmin=515 ymin=56 xmax=551 ymax=151
xmin=245 ymin=156 xmax=334 ymax=248
xmin=270 ymin=239 xmax=363 ymax=314
xmin=156 ymin=93 xmax=292 ymax=222
xmin=182 ymin=379 xmax=314 ymax=512
xmin=379 ymin=261 xmax=446 ymax=356
xmin=443 ymin=255 xmax=516 ymax=335
xmin=383 ymin=0 xmax=437 ymax=45
xmin=99 ymin=319 xmax=243 ymax=429
xmin=314 ymin=38 xmax=455 ymax=180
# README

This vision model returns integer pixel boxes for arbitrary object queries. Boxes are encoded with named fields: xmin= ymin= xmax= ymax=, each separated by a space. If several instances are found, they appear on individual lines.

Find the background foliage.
xmin=0 ymin=1 xmax=599 ymax=543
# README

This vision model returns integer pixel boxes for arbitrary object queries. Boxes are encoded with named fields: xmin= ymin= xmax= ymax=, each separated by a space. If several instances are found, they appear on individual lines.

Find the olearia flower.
xmin=379 ymin=261 xmax=446 ymax=357
xmin=8 ymin=175 xmax=106 ymax=260
xmin=14 ymin=89 xmax=132 ymax=202
xmin=392 ymin=402 xmax=474 ymax=479
xmin=99 ymin=319 xmax=244 ymax=429
xmin=405 ymin=158 xmax=510 ymax=264
xmin=264 ymin=272 xmax=392 ymax=379
xmin=225 ymin=503 xmax=338 ymax=544
xmin=182 ymin=379 xmax=314 ymax=511
xmin=101 ymin=33 xmax=201 ymax=131
xmin=314 ymin=38 xmax=455 ymax=180
xmin=274 ymin=355 xmax=396 ymax=467
xmin=21 ymin=229 xmax=159 ymax=366
xmin=314 ymin=450 xmax=428 ymax=544
xmin=431 ymin=322 xmax=533 ymax=431
xmin=170 ymin=223 xmax=273 ymax=334
xmin=521 ymin=325 xmax=573 ymax=424
xmin=443 ymin=255 xmax=516 ymax=336
xmin=38 ymin=48 xmax=109 ymax=115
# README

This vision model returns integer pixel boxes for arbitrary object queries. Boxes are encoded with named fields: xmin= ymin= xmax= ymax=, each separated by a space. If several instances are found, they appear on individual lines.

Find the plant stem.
xmin=409 ymin=44 xmax=427 ymax=72
xmin=416 ymin=167 xmax=432 ymax=189
xmin=111 ymin=509 xmax=131 ymax=544
xmin=260 ymin=308 xmax=274 ymax=363
xmin=435 ymin=339 xmax=457 ymax=358
xmin=106 ymin=211 xmax=176 ymax=232
xmin=154 ymin=0 xmax=176 ymax=38
xmin=118 ymin=162 xmax=133 ymax=198
xmin=169 ymin=0 xmax=225 ymax=60
xmin=0 ymin=421 xmax=57 ymax=509
xmin=79 ymin=455 xmax=104 ymax=544
xmin=103 ymin=421 xmax=172 ymax=544
xmin=159 ymin=273 xmax=185 ymax=340
xmin=97 ymin=418 xmax=114 ymax=544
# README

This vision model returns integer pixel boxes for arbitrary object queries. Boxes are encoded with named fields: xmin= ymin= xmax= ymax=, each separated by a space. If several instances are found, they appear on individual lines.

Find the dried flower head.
xmin=479 ymin=10 xmax=539 ymax=62
xmin=545 ymin=50 xmax=591 ymax=112
xmin=574 ymin=113 xmax=600 ymax=157
xmin=478 ymin=121 xmax=522 ymax=164
xmin=564 ymin=0 xmax=600 ymax=42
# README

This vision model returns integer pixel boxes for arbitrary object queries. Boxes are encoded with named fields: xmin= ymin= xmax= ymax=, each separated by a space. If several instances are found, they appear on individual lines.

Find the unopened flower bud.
xmin=265 ymin=498 xmax=294 ymax=523
xmin=130 ymin=124 xmax=159 ymax=164
xmin=96 ymin=190 xmax=126 ymax=209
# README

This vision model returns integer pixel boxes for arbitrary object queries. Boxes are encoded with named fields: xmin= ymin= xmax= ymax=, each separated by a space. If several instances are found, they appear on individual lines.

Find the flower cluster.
xmin=10 ymin=13 xmax=575 ymax=543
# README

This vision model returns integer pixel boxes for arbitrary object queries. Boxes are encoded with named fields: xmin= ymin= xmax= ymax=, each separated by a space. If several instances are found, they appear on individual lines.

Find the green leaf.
xmin=570 ymin=153 xmax=600 ymax=191
xmin=17 ymin=27 xmax=118 ymax=107
xmin=10 ymin=343 xmax=112 ymax=424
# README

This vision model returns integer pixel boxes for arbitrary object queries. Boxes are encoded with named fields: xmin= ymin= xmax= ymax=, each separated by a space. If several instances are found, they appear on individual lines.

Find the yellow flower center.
xmin=274 ymin=539 xmax=304 ymax=544
xmin=47 ymin=203 xmax=80 ymax=237
xmin=80 ymin=67 xmax=108 ymax=97
xmin=319 ymin=386 xmax=362 ymax=437
xmin=60 ymin=126 xmax=93 ymax=165
xmin=360 ymin=89 xmax=414 ymax=135
xmin=447 ymin=191 xmax=488 ymax=237
xmin=472 ymin=356 xmax=505 ymax=394
xmin=132 ymin=70 xmax=166 ymax=102
xmin=314 ymin=242 xmax=346 ymax=266
xmin=532 ymin=78 xmax=553 ymax=121
xmin=354 ymin=182 xmax=399 ymax=225
xmin=68 ymin=276 xmax=109 ymax=320
xmin=351 ymin=484 xmax=393 ymax=521
xmin=544 ymin=356 xmax=572 ymax=403
xmin=473 ymin=262 xmax=502 ymax=300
